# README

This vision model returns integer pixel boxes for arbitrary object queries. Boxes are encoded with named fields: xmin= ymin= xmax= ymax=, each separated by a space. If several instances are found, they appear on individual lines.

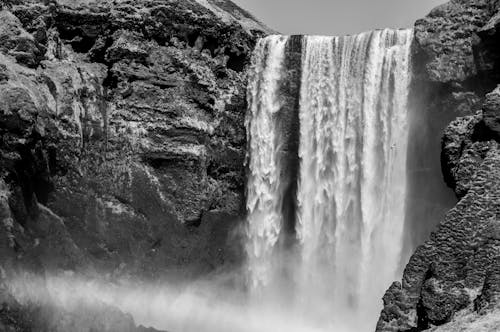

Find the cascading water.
xmin=297 ymin=29 xmax=413 ymax=328
xmin=245 ymin=35 xmax=290 ymax=288
xmin=246 ymin=29 xmax=413 ymax=331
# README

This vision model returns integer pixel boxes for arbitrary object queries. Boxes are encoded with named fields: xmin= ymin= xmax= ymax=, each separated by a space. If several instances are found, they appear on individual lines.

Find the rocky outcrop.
xmin=483 ymin=85 xmax=500 ymax=138
xmin=378 ymin=1 xmax=500 ymax=331
xmin=0 ymin=0 xmax=268 ymax=328
xmin=0 ymin=0 xmax=268 ymax=279
xmin=402 ymin=0 xmax=498 ymax=258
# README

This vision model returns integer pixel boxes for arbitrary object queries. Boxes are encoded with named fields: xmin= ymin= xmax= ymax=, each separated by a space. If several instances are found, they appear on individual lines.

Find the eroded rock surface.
xmin=378 ymin=0 xmax=500 ymax=331
xmin=0 ymin=0 xmax=268 ymax=329
xmin=0 ymin=0 xmax=268 ymax=277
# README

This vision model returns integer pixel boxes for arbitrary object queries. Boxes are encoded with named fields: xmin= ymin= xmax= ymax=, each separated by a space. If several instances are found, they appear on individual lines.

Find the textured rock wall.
xmin=0 ymin=0 xmax=269 ymax=278
xmin=0 ymin=0 xmax=269 ymax=329
xmin=378 ymin=0 xmax=500 ymax=331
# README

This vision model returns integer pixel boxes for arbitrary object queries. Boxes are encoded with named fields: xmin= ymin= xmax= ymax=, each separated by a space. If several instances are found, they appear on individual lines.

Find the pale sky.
xmin=231 ymin=0 xmax=446 ymax=35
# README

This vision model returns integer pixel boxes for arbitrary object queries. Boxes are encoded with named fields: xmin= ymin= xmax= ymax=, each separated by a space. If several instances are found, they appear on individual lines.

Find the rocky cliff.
xmin=0 ymin=0 xmax=269 ymax=330
xmin=378 ymin=0 xmax=500 ymax=331
xmin=2 ymin=0 xmax=500 ymax=331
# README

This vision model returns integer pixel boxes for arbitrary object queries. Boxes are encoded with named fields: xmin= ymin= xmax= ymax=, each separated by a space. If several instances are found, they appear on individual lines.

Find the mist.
xmin=6 ymin=268 xmax=372 ymax=332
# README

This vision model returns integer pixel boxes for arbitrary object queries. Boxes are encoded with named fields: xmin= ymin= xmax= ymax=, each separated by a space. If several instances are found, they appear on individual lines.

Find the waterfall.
xmin=297 ymin=30 xmax=413 ymax=327
xmin=246 ymin=29 xmax=413 ymax=330
xmin=245 ymin=35 xmax=290 ymax=288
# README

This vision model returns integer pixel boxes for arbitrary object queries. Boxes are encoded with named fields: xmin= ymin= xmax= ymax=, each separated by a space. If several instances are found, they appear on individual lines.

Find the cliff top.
xmin=1 ymin=0 xmax=272 ymax=35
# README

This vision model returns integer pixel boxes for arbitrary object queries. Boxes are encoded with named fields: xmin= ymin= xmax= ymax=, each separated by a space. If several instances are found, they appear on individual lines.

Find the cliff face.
xmin=0 ymin=0 xmax=270 ymax=277
xmin=0 ymin=0 xmax=268 ymax=330
xmin=378 ymin=0 xmax=500 ymax=331
xmin=2 ymin=0 xmax=500 ymax=331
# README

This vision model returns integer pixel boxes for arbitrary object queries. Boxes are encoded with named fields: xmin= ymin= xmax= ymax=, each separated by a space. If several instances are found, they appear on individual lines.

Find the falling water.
xmin=297 ymin=29 xmax=413 ymax=328
xmin=245 ymin=35 xmax=290 ymax=288
xmin=246 ymin=29 xmax=413 ymax=330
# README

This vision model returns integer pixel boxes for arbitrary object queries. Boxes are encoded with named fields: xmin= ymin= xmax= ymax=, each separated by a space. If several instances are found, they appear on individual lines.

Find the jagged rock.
xmin=378 ymin=144 xmax=500 ymax=331
xmin=0 ymin=1 xmax=267 ymax=328
xmin=413 ymin=0 xmax=497 ymax=83
xmin=426 ymin=309 xmax=500 ymax=331
xmin=441 ymin=113 xmax=497 ymax=197
xmin=0 ymin=0 xmax=267 ymax=307
xmin=483 ymin=85 xmax=500 ymax=138
xmin=378 ymin=1 xmax=500 ymax=331
xmin=441 ymin=115 xmax=479 ymax=191
xmin=0 ymin=1 xmax=269 ymax=332
xmin=0 ymin=85 xmax=38 ymax=134
xmin=0 ymin=9 xmax=44 ymax=68
xmin=401 ymin=2 xmax=488 ymax=263
xmin=105 ymin=30 xmax=150 ymax=63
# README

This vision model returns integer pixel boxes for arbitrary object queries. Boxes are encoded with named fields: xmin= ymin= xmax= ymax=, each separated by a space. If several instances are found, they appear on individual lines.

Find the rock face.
xmin=2 ymin=0 xmax=500 ymax=331
xmin=0 ymin=0 xmax=268 ymax=277
xmin=378 ymin=1 xmax=500 ymax=331
xmin=0 ymin=0 xmax=268 ymax=329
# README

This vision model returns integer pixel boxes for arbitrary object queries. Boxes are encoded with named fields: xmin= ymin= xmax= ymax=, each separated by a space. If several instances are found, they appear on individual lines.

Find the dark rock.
xmin=0 ymin=10 xmax=43 ymax=67
xmin=0 ymin=86 xmax=38 ymax=135
xmin=105 ymin=30 xmax=150 ymax=64
xmin=378 ymin=1 xmax=500 ymax=330
xmin=0 ymin=0 xmax=268 ymax=279
xmin=483 ymin=85 xmax=500 ymax=138
xmin=440 ymin=113 xmax=496 ymax=197
xmin=400 ymin=0 xmax=498 ymax=259
xmin=413 ymin=0 xmax=496 ymax=83
xmin=378 ymin=144 xmax=500 ymax=331
xmin=0 ymin=64 xmax=8 ymax=81
xmin=0 ymin=0 xmax=267 ymax=328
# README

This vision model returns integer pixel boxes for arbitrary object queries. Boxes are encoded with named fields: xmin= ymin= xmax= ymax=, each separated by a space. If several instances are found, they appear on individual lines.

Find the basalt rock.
xmin=378 ymin=140 xmax=500 ymax=332
xmin=0 ymin=0 xmax=269 ymax=303
xmin=483 ymin=85 xmax=500 ymax=138
xmin=0 ymin=9 xmax=44 ymax=68
xmin=378 ymin=0 xmax=500 ymax=331
xmin=0 ymin=0 xmax=269 ymax=329
xmin=413 ymin=0 xmax=498 ymax=83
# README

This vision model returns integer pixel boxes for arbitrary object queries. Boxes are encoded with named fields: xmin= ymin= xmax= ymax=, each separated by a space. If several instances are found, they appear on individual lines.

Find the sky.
xmin=230 ymin=0 xmax=446 ymax=35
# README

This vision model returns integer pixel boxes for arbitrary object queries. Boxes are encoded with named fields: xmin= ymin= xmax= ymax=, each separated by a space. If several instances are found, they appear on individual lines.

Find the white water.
xmin=245 ymin=35 xmax=290 ymax=288
xmin=297 ymin=30 xmax=413 ymax=329
xmin=246 ymin=29 xmax=413 ymax=331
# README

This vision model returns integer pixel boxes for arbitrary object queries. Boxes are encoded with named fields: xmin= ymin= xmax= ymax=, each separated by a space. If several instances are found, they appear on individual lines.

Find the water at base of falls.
xmin=246 ymin=30 xmax=413 ymax=331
